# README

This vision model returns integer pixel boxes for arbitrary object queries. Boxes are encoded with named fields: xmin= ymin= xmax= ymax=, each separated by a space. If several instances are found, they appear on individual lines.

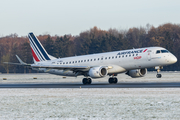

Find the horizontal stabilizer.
xmin=3 ymin=62 xmax=31 ymax=67
xmin=3 ymin=55 xmax=31 ymax=67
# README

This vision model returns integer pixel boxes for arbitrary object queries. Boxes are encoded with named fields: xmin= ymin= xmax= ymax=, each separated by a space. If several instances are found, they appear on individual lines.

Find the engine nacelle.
xmin=88 ymin=66 xmax=108 ymax=78
xmin=126 ymin=68 xmax=147 ymax=78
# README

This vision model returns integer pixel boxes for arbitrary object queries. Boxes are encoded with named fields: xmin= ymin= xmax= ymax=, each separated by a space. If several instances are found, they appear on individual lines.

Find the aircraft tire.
xmin=82 ymin=78 xmax=88 ymax=85
xmin=114 ymin=78 xmax=118 ymax=84
xmin=108 ymin=78 xmax=113 ymax=84
xmin=82 ymin=78 xmax=92 ymax=85
xmin=109 ymin=78 xmax=118 ymax=84
xmin=87 ymin=78 xmax=92 ymax=84
xmin=156 ymin=74 xmax=162 ymax=78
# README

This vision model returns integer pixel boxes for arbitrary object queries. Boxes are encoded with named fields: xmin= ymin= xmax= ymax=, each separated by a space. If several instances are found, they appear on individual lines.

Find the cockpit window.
xmin=156 ymin=50 xmax=169 ymax=54
xmin=156 ymin=50 xmax=161 ymax=54
xmin=161 ymin=50 xmax=169 ymax=53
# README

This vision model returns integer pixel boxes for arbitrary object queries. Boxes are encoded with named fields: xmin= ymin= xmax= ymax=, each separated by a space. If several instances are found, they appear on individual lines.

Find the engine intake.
xmin=126 ymin=68 xmax=147 ymax=78
xmin=88 ymin=66 xmax=108 ymax=78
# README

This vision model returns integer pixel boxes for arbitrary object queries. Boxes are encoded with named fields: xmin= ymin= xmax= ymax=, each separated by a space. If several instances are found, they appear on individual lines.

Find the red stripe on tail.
xmin=31 ymin=47 xmax=40 ymax=62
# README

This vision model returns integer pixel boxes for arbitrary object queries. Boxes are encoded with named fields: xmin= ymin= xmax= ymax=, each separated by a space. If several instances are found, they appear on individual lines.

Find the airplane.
xmin=4 ymin=32 xmax=177 ymax=84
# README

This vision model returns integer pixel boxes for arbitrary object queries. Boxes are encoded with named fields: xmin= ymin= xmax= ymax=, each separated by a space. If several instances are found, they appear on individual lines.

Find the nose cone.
xmin=171 ymin=55 xmax=177 ymax=64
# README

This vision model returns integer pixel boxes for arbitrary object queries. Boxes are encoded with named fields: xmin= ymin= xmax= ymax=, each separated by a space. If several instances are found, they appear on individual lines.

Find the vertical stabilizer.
xmin=28 ymin=32 xmax=56 ymax=63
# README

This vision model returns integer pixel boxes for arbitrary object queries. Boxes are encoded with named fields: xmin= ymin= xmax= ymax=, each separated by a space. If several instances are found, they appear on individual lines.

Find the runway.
xmin=1 ymin=82 xmax=180 ymax=88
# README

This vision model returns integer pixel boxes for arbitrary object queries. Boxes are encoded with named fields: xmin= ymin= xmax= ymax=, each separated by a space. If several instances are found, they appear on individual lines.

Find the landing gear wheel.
xmin=87 ymin=78 xmax=92 ymax=84
xmin=156 ymin=67 xmax=162 ymax=78
xmin=108 ymin=78 xmax=113 ymax=84
xmin=82 ymin=78 xmax=92 ymax=85
xmin=82 ymin=78 xmax=87 ymax=85
xmin=114 ymin=78 xmax=118 ymax=84
xmin=156 ymin=74 xmax=162 ymax=78
xmin=108 ymin=78 xmax=118 ymax=84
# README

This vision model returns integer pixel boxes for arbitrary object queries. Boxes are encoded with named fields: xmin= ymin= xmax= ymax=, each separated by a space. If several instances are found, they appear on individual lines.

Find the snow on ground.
xmin=0 ymin=72 xmax=180 ymax=119
xmin=0 ymin=88 xmax=180 ymax=119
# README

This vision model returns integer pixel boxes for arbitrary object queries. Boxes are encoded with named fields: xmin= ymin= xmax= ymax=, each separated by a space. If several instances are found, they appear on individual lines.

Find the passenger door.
xmin=147 ymin=50 xmax=151 ymax=61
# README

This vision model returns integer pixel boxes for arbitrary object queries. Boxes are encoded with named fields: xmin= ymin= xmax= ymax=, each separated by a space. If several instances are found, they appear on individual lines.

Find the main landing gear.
xmin=82 ymin=78 xmax=92 ymax=85
xmin=155 ymin=66 xmax=163 ymax=78
xmin=108 ymin=77 xmax=118 ymax=84
xmin=82 ymin=77 xmax=118 ymax=85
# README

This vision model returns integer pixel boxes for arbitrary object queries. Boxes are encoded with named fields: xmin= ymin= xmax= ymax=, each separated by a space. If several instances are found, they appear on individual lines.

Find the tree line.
xmin=0 ymin=23 xmax=180 ymax=73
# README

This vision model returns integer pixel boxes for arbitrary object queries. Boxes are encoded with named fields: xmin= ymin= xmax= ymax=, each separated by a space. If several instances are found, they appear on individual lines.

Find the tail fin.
xmin=28 ymin=32 xmax=56 ymax=63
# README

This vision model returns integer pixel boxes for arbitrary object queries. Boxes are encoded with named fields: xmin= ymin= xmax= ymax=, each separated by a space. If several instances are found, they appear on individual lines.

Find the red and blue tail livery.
xmin=28 ymin=32 xmax=51 ymax=62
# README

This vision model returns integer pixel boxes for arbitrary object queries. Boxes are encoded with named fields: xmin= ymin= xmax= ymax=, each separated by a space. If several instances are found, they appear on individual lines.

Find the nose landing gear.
xmin=155 ymin=66 xmax=163 ymax=78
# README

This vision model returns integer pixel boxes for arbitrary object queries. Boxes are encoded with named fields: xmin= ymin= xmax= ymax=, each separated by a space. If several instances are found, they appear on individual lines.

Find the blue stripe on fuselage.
xmin=29 ymin=33 xmax=50 ymax=60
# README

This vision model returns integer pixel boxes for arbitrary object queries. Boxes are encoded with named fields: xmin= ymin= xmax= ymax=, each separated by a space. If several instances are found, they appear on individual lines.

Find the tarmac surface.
xmin=1 ymin=82 xmax=180 ymax=88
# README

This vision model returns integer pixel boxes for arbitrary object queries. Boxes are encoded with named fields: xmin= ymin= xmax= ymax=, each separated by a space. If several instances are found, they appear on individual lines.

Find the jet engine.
xmin=88 ymin=66 xmax=108 ymax=78
xmin=126 ymin=68 xmax=147 ymax=78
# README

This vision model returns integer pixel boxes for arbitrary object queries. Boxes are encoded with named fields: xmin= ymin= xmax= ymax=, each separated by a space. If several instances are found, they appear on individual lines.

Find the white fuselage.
xmin=33 ymin=47 xmax=177 ymax=77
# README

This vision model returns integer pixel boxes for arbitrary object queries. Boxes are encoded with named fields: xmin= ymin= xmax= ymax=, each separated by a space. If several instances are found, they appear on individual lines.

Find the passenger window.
xmin=94 ymin=59 xmax=96 ymax=61
xmin=112 ymin=56 xmax=114 ymax=59
xmin=109 ymin=57 xmax=111 ymax=59
xmin=98 ymin=58 xmax=100 ymax=60
xmin=119 ymin=56 xmax=121 ymax=58
xmin=105 ymin=57 xmax=107 ymax=60
xmin=91 ymin=59 xmax=92 ymax=61
xmin=66 ymin=62 xmax=68 ymax=64
xmin=78 ymin=61 xmax=80 ymax=63
xmin=115 ymin=56 xmax=117 ymax=58
xmin=81 ymin=60 xmax=83 ymax=62
xmin=84 ymin=60 xmax=86 ymax=62
xmin=63 ymin=62 xmax=65 ymax=64
xmin=73 ymin=61 xmax=74 ymax=63
xmin=126 ymin=55 xmax=127 ymax=57
xmin=136 ymin=54 xmax=138 ymax=56
xmin=122 ymin=55 xmax=124 ymax=58
xmin=75 ymin=61 xmax=77 ymax=63
xmin=88 ymin=59 xmax=89 ymax=62
xmin=156 ymin=50 xmax=161 ymax=54
xmin=101 ymin=58 xmax=103 ymax=60
xmin=69 ymin=62 xmax=71 ymax=64
xmin=129 ymin=55 xmax=131 ymax=57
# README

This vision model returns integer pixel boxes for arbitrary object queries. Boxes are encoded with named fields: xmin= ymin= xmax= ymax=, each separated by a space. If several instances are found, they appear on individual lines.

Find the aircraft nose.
xmin=171 ymin=55 xmax=177 ymax=64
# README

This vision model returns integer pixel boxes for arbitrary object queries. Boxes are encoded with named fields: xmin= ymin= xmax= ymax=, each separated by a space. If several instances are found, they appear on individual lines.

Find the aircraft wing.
xmin=31 ymin=64 xmax=90 ymax=71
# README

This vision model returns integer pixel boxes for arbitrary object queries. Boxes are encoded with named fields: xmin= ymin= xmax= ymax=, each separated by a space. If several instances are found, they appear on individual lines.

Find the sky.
xmin=0 ymin=0 xmax=180 ymax=37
